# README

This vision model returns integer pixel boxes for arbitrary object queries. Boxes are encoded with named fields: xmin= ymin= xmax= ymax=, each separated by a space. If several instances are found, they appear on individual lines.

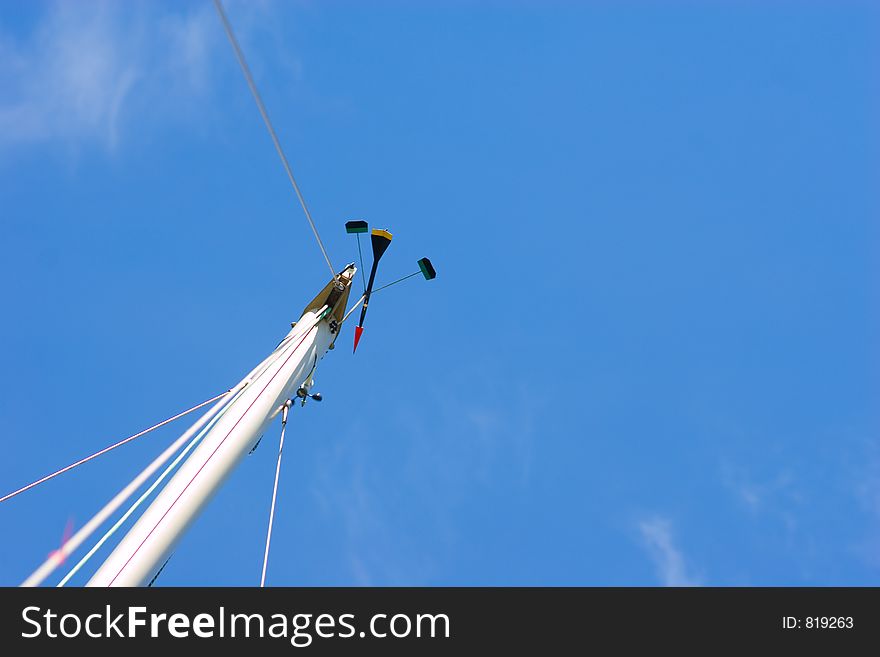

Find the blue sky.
xmin=0 ymin=0 xmax=877 ymax=586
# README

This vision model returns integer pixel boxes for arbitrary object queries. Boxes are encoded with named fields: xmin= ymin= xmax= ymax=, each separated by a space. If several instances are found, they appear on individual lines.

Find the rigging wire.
xmin=99 ymin=315 xmax=325 ymax=587
xmin=260 ymin=400 xmax=292 ymax=587
xmin=21 ymin=387 xmax=242 ymax=587
xmin=56 ymin=386 xmax=246 ymax=587
xmin=0 ymin=392 xmax=229 ymax=505
xmin=49 ymin=323 xmax=313 ymax=587
xmin=212 ymin=0 xmax=336 ymax=278
xmin=53 ymin=319 xmax=318 ymax=587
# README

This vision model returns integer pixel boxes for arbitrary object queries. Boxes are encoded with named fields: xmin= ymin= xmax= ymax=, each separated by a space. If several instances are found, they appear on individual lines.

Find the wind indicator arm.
xmin=343 ymin=220 xmax=437 ymax=353
xmin=370 ymin=258 xmax=437 ymax=294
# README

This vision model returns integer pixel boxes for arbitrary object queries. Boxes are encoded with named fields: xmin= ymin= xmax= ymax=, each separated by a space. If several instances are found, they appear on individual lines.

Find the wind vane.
xmin=344 ymin=221 xmax=436 ymax=353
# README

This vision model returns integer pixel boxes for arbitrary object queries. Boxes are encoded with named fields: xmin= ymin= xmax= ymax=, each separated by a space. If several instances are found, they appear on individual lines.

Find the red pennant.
xmin=353 ymin=325 xmax=364 ymax=353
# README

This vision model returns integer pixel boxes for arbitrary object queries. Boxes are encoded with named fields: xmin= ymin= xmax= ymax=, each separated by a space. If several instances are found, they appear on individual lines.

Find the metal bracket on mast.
xmin=249 ymin=374 xmax=320 ymax=455
xmin=296 ymin=383 xmax=322 ymax=407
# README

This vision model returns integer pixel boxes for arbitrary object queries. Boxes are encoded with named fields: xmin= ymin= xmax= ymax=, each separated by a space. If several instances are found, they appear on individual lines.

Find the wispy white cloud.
xmin=637 ymin=516 xmax=702 ymax=586
xmin=721 ymin=462 xmax=800 ymax=514
xmin=850 ymin=439 xmax=880 ymax=570
xmin=310 ymin=431 xmax=436 ymax=586
xmin=0 ymin=0 xmax=283 ymax=152
xmin=719 ymin=439 xmax=880 ymax=581
xmin=308 ymin=382 xmax=539 ymax=585
xmin=721 ymin=462 xmax=802 ymax=541
xmin=0 ymin=2 xmax=140 ymax=149
xmin=158 ymin=5 xmax=218 ymax=99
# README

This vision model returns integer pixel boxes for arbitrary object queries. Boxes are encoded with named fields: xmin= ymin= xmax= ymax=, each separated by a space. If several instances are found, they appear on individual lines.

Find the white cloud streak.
xmin=307 ymin=384 xmax=538 ymax=585
xmin=0 ymin=1 xmax=262 ymax=152
xmin=851 ymin=440 xmax=880 ymax=570
xmin=1 ymin=2 xmax=136 ymax=149
xmin=638 ymin=516 xmax=702 ymax=587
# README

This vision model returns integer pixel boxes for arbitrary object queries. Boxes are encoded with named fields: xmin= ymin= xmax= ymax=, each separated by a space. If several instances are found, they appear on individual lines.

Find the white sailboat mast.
xmin=86 ymin=267 xmax=356 ymax=587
